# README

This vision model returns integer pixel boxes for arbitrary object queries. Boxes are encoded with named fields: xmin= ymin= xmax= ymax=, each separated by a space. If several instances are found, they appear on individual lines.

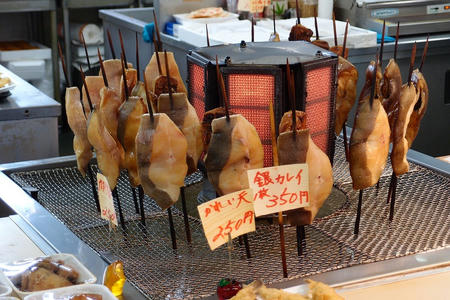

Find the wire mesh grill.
xmin=10 ymin=138 xmax=450 ymax=299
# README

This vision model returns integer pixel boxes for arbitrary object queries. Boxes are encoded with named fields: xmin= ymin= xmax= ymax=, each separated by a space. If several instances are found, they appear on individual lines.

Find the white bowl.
xmin=24 ymin=284 xmax=117 ymax=300
xmin=0 ymin=254 xmax=96 ymax=299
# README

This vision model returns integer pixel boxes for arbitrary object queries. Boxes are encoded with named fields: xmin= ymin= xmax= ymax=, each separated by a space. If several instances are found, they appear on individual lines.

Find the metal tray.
xmin=2 ymin=136 xmax=449 ymax=299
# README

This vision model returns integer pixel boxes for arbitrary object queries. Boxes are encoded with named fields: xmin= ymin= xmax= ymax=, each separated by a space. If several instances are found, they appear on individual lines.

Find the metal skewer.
xmin=314 ymin=16 xmax=319 ymax=41
xmin=379 ymin=20 xmax=386 ymax=69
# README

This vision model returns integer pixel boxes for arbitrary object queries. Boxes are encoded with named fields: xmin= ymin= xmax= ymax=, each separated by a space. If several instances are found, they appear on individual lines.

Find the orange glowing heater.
xmin=187 ymin=41 xmax=338 ymax=166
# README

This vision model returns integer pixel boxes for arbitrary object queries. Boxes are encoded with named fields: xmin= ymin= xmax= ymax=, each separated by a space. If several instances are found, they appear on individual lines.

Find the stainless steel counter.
xmin=0 ymin=65 xmax=60 ymax=163
xmin=0 ymin=140 xmax=449 ymax=299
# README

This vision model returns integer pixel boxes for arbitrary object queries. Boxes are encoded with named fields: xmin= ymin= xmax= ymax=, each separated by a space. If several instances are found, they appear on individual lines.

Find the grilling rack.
xmin=1 ymin=136 xmax=449 ymax=299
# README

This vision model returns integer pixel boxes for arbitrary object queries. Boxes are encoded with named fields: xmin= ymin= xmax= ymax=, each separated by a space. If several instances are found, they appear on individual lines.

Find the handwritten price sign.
xmin=247 ymin=164 xmax=310 ymax=217
xmin=97 ymin=173 xmax=118 ymax=227
xmin=198 ymin=189 xmax=256 ymax=250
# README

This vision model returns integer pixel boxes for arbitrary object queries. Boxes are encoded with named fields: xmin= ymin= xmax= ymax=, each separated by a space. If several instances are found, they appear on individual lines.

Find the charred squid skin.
xmin=205 ymin=120 xmax=233 ymax=196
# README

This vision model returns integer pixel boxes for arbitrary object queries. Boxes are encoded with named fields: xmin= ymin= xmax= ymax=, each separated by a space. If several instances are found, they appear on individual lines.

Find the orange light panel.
xmin=227 ymin=74 xmax=275 ymax=167
xmin=189 ymin=63 xmax=206 ymax=120
xmin=305 ymin=66 xmax=332 ymax=154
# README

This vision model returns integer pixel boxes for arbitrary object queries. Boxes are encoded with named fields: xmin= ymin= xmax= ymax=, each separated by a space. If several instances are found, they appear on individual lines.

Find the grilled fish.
xmin=205 ymin=114 xmax=264 ymax=195
xmin=136 ymin=113 xmax=188 ymax=209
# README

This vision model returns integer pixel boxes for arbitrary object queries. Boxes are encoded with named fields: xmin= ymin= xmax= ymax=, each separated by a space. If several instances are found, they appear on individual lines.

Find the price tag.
xmin=247 ymin=164 xmax=310 ymax=217
xmin=198 ymin=189 xmax=256 ymax=250
xmin=97 ymin=173 xmax=118 ymax=227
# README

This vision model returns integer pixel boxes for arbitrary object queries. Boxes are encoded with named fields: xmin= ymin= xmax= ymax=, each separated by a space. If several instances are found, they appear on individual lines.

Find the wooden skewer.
xmin=167 ymin=206 xmax=177 ymax=250
xmin=388 ymin=42 xmax=417 ymax=219
xmin=79 ymin=66 xmax=93 ymax=111
xmin=118 ymin=29 xmax=128 ymax=69
xmin=57 ymin=41 xmax=70 ymax=87
xmin=143 ymin=81 xmax=154 ymax=121
xmin=143 ymin=71 xmax=155 ymax=123
xmin=295 ymin=0 xmax=301 ymax=25
xmin=251 ymin=17 xmax=254 ymax=42
xmin=269 ymin=102 xmax=288 ymax=278
xmin=112 ymin=188 xmax=126 ymax=231
xmin=341 ymin=19 xmax=350 ymax=160
xmin=86 ymin=166 xmax=100 ymax=212
xmin=387 ymin=172 xmax=395 ymax=204
xmin=394 ymin=22 xmax=400 ymax=61
xmin=407 ymin=42 xmax=417 ymax=86
xmin=80 ymin=32 xmax=91 ymax=71
xmin=215 ymin=55 xmax=230 ymax=122
xmin=369 ymin=51 xmax=378 ymax=108
xmin=389 ymin=175 xmax=398 ymax=221
xmin=273 ymin=5 xmax=277 ymax=35
xmin=419 ymin=35 xmax=429 ymax=72
xmin=131 ymin=187 xmax=140 ymax=214
xmin=120 ymin=53 xmax=129 ymax=101
xmin=314 ymin=16 xmax=319 ymax=40
xmin=180 ymin=186 xmax=192 ymax=244
xmin=164 ymin=50 xmax=174 ymax=109
xmin=135 ymin=32 xmax=140 ymax=82
xmin=152 ymin=10 xmax=162 ymax=52
xmin=355 ymin=53 xmax=378 ymax=234
xmin=354 ymin=190 xmax=363 ymax=234
xmin=342 ymin=19 xmax=349 ymax=59
xmin=138 ymin=186 xmax=146 ymax=226
xmin=332 ymin=13 xmax=338 ymax=47
xmin=106 ymin=29 xmax=116 ymax=59
xmin=206 ymin=24 xmax=210 ymax=47
xmin=380 ymin=20 xmax=386 ymax=69
xmin=343 ymin=124 xmax=349 ymax=161
xmin=153 ymin=31 xmax=163 ymax=76
xmin=97 ymin=47 xmax=109 ymax=87
xmin=59 ymin=43 xmax=98 ymax=211
xmin=286 ymin=58 xmax=296 ymax=137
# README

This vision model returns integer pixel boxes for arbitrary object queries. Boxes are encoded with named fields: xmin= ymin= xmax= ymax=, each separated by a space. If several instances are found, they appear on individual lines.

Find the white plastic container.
xmin=0 ymin=254 xmax=97 ymax=300
xmin=24 ymin=284 xmax=117 ymax=300
xmin=0 ymin=42 xmax=50 ymax=62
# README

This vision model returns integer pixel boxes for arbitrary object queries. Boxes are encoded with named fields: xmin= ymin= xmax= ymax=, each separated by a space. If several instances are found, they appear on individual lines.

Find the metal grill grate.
xmin=10 ymin=139 xmax=450 ymax=299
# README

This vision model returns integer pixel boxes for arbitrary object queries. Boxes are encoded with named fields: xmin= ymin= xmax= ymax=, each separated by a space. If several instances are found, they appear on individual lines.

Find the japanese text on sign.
xmin=97 ymin=173 xmax=118 ymax=227
xmin=247 ymin=164 xmax=309 ymax=217
xmin=198 ymin=189 xmax=256 ymax=250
